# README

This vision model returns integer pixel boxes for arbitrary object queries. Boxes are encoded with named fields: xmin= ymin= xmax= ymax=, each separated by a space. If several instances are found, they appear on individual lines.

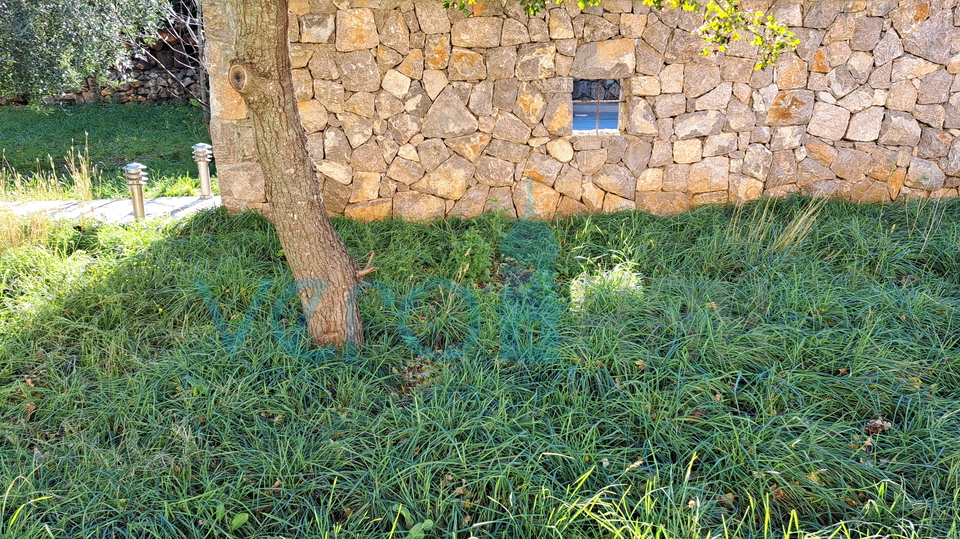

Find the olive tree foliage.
xmin=0 ymin=0 xmax=169 ymax=99
xmin=444 ymin=0 xmax=798 ymax=68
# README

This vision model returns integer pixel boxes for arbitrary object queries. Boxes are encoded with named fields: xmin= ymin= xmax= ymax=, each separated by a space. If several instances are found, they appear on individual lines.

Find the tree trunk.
xmin=227 ymin=0 xmax=361 ymax=347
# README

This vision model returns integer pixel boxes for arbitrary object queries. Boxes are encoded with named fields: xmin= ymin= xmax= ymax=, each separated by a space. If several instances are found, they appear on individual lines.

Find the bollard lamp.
xmin=122 ymin=162 xmax=148 ymax=220
xmin=192 ymin=143 xmax=214 ymax=199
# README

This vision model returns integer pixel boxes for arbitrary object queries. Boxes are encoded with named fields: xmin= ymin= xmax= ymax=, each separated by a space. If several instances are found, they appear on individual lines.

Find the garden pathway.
xmin=0 ymin=196 xmax=221 ymax=224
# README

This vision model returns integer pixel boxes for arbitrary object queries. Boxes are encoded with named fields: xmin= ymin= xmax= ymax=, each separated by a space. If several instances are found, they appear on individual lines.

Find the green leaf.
xmin=230 ymin=512 xmax=249 ymax=532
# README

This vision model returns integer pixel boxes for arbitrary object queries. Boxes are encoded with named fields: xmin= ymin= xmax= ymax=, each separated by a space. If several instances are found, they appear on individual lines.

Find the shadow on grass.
xmin=0 ymin=198 xmax=959 ymax=537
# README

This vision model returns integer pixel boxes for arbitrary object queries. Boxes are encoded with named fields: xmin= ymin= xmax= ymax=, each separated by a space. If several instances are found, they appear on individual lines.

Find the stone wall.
xmin=203 ymin=0 xmax=960 ymax=221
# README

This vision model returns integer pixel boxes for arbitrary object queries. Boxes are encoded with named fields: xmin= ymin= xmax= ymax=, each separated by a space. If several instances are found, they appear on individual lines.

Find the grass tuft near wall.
xmin=0 ymin=197 xmax=958 ymax=538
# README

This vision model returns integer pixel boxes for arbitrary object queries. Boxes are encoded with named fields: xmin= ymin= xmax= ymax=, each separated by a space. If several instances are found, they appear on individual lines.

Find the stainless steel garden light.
xmin=122 ymin=162 xmax=148 ymax=220
xmin=191 ymin=143 xmax=213 ymax=199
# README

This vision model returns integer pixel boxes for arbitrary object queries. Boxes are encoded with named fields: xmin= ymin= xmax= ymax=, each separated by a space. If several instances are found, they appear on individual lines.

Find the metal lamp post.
xmin=192 ymin=143 xmax=213 ymax=199
xmin=122 ymin=162 xmax=148 ymax=220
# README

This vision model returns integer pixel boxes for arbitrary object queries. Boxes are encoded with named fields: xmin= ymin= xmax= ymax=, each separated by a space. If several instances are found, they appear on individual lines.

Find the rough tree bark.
xmin=227 ymin=0 xmax=361 ymax=347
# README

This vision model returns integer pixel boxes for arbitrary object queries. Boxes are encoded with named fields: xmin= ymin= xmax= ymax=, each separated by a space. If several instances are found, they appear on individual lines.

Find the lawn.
xmin=0 ymin=103 xmax=213 ymax=200
xmin=0 ymin=197 xmax=958 ymax=538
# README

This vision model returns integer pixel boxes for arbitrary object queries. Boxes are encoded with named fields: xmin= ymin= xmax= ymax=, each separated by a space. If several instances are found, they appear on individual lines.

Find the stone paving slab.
xmin=0 ymin=196 xmax=222 ymax=224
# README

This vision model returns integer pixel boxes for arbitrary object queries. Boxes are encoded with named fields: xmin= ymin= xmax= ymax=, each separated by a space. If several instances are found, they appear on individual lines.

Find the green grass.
xmin=0 ymin=197 xmax=958 ymax=538
xmin=0 ymin=103 xmax=214 ymax=200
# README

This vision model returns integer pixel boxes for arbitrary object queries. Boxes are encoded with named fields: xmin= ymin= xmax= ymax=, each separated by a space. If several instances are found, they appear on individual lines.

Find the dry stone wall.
xmin=203 ymin=0 xmax=960 ymax=221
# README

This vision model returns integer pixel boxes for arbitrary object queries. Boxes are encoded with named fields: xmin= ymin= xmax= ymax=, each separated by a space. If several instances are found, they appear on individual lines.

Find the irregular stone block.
xmin=918 ymin=128 xmax=952 ymax=159
xmin=625 ymin=97 xmax=658 ymax=136
xmin=298 ymin=100 xmax=328 ymax=134
xmin=336 ymin=9 xmax=379 ymax=52
xmin=903 ymin=10 xmax=953 ymax=65
xmin=550 ymin=164 xmax=579 ymax=199
xmin=830 ymin=148 xmax=872 ymax=181
xmin=879 ymin=111 xmax=922 ymax=146
xmin=846 ymin=106 xmax=884 ymax=141
xmin=575 ymin=149 xmax=607 ymax=176
xmin=729 ymin=173 xmax=765 ymax=203
xmin=513 ymin=82 xmax=546 ymax=128
xmin=351 ymin=141 xmax=387 ymax=173
xmin=695 ymin=82 xmax=732 ymax=111
xmin=683 ymin=65 xmax=722 ymax=99
xmin=301 ymin=13 xmax=335 ymax=44
xmin=570 ymin=39 xmax=636 ymax=79
xmin=546 ymin=138 xmax=574 ymax=163
xmin=591 ymin=165 xmax=637 ymax=198
xmin=918 ymin=69 xmax=952 ymax=105
xmin=512 ymin=179 xmax=561 ymax=219
xmin=394 ymin=190 xmax=445 ymax=220
xmin=522 ymin=153 xmax=564 ymax=187
xmin=765 ymin=90 xmax=815 ymax=126
xmin=655 ymin=94 xmax=687 ymax=118
xmin=548 ymin=8 xmax=575 ymax=39
xmin=635 ymin=41 xmax=665 ymax=77
xmin=704 ymin=133 xmax=739 ymax=156
xmin=688 ymin=156 xmax=728 ymax=193
xmin=516 ymin=43 xmax=556 ymax=80
xmin=725 ymin=99 xmax=756 ymax=132
xmin=349 ymin=171 xmax=381 ymax=203
xmin=543 ymin=99 xmax=573 ymax=137
xmin=414 ymin=1 xmax=450 ymax=35
xmin=825 ymin=66 xmax=858 ymax=98
xmin=636 ymin=192 xmax=690 ymax=216
xmin=673 ymin=139 xmax=702 ymax=164
xmin=500 ymin=18 xmax=529 ymax=46
xmin=446 ymin=133 xmax=491 ymax=163
xmin=381 ymin=70 xmax=411 ymax=99
xmin=424 ymin=33 xmax=450 ymax=70
xmin=345 ymin=198 xmax=392 ymax=222
xmin=674 ymin=111 xmax=725 ymax=140
xmin=411 ymin=155 xmax=473 ymax=199
xmin=468 ymin=80 xmax=494 ymax=117
xmin=742 ymin=144 xmax=773 ymax=180
xmin=492 ymin=111 xmax=531 ymax=144
xmin=770 ymin=126 xmax=805 ymax=151
xmin=776 ymin=54 xmax=808 ymax=90
xmin=487 ymin=46 xmax=517 ymax=80
xmin=386 ymin=157 xmax=426 ymax=185
xmin=485 ymin=139 xmax=530 ymax=163
xmin=379 ymin=10 xmax=410 ymax=55
xmin=634 ymin=168 xmax=663 ymax=192
xmin=421 ymin=88 xmax=478 ymax=139
xmin=807 ymin=102 xmax=851 ymax=140
xmin=451 ymin=17 xmax=502 ymax=48
xmin=336 ymin=51 xmax=381 ymax=92
xmin=475 ymin=155 xmax=515 ymax=186
xmin=851 ymin=17 xmax=883 ymax=51
xmin=448 ymin=48 xmax=487 ymax=80
xmin=892 ymin=56 xmax=939 ymax=82
xmin=323 ymin=128 xmax=351 ymax=162
xmin=448 ymin=184 xmax=490 ymax=219
xmin=623 ymin=139 xmax=652 ymax=173
xmin=915 ymin=104 xmax=945 ymax=129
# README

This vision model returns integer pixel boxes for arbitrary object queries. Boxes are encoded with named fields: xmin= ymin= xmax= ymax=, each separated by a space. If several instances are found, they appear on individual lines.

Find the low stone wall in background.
xmin=202 ymin=0 xmax=960 ymax=221
xmin=58 ymin=65 xmax=204 ymax=105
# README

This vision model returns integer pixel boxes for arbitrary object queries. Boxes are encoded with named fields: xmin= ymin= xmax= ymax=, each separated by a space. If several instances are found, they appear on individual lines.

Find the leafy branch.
xmin=442 ymin=0 xmax=799 ymax=69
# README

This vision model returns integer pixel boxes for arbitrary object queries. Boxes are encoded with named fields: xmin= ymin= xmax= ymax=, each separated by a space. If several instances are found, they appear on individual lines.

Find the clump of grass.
xmin=0 ymin=212 xmax=52 ymax=251
xmin=0 ymin=198 xmax=958 ymax=538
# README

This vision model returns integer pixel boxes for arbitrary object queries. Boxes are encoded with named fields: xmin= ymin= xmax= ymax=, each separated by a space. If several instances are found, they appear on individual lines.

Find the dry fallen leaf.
xmin=865 ymin=417 xmax=892 ymax=435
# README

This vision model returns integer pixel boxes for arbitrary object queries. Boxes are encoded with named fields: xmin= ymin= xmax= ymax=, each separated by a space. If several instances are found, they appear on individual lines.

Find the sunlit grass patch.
xmin=0 ymin=103 xmax=213 ymax=200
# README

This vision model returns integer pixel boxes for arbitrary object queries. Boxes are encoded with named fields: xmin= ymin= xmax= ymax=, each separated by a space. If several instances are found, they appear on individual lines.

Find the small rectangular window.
xmin=572 ymin=79 xmax=621 ymax=134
